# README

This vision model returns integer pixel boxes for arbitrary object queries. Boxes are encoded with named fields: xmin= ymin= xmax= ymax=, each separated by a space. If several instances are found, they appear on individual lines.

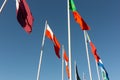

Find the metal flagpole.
xmin=0 ymin=0 xmax=7 ymax=13
xmin=95 ymin=61 xmax=101 ymax=80
xmin=83 ymin=72 xmax=84 ymax=80
xmin=67 ymin=0 xmax=72 ymax=80
xmin=83 ymin=30 xmax=93 ymax=80
xmin=86 ymin=31 xmax=101 ymax=80
xmin=62 ymin=45 xmax=64 ymax=80
xmin=36 ymin=21 xmax=47 ymax=80
xmin=83 ymin=72 xmax=86 ymax=80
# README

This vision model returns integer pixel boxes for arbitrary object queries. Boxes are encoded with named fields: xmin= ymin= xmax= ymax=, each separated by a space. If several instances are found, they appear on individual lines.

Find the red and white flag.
xmin=45 ymin=23 xmax=61 ymax=58
xmin=63 ymin=51 xmax=70 ymax=79
xmin=16 ymin=0 xmax=34 ymax=33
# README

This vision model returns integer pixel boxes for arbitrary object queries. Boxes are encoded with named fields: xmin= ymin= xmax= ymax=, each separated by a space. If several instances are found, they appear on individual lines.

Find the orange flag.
xmin=70 ymin=0 xmax=90 ymax=30
xmin=73 ymin=11 xmax=90 ymax=30
xmin=63 ymin=51 xmax=70 ymax=79
xmin=90 ymin=41 xmax=100 ymax=62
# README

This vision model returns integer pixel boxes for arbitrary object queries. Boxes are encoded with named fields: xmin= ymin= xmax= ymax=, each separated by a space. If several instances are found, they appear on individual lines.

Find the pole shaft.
xmin=83 ymin=30 xmax=93 ymax=80
xmin=36 ymin=21 xmax=47 ymax=80
xmin=62 ymin=45 xmax=64 ymax=80
xmin=0 ymin=0 xmax=7 ymax=13
xmin=96 ymin=61 xmax=101 ymax=80
xmin=67 ymin=0 xmax=72 ymax=80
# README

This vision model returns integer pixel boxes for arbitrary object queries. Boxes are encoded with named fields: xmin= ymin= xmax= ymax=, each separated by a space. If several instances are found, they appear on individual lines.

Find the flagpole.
xmin=62 ymin=45 xmax=64 ymax=80
xmin=86 ymin=31 xmax=101 ymax=80
xmin=95 ymin=61 xmax=101 ymax=80
xmin=83 ymin=72 xmax=84 ymax=80
xmin=36 ymin=21 xmax=47 ymax=80
xmin=83 ymin=30 xmax=93 ymax=80
xmin=0 ymin=0 xmax=7 ymax=13
xmin=67 ymin=0 xmax=72 ymax=80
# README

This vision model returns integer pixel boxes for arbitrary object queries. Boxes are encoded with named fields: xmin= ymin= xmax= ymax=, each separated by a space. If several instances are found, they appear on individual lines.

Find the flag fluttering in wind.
xmin=16 ymin=0 xmax=34 ymax=34
xmin=90 ymin=42 xmax=100 ymax=62
xmin=75 ymin=64 xmax=81 ymax=80
xmin=98 ymin=59 xmax=109 ymax=80
xmin=63 ymin=51 xmax=70 ymax=79
xmin=45 ymin=23 xmax=61 ymax=58
xmin=86 ymin=32 xmax=109 ymax=80
xmin=69 ymin=0 xmax=90 ymax=30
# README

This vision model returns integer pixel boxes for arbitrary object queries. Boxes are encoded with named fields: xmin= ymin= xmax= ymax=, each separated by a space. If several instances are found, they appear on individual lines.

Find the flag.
xmin=69 ymin=0 xmax=90 ymax=30
xmin=90 ymin=41 xmax=100 ymax=62
xmin=63 ymin=51 xmax=70 ymax=79
xmin=45 ymin=23 xmax=61 ymax=58
xmin=75 ymin=64 xmax=81 ymax=80
xmin=86 ymin=31 xmax=109 ymax=80
xmin=98 ymin=60 xmax=109 ymax=80
xmin=89 ymin=41 xmax=109 ymax=80
xmin=16 ymin=0 xmax=34 ymax=34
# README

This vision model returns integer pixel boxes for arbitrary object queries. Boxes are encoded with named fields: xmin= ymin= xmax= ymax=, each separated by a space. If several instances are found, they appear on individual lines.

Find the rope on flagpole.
xmin=36 ymin=20 xmax=47 ymax=80
xmin=0 ymin=0 xmax=7 ymax=13
xmin=83 ymin=30 xmax=93 ymax=80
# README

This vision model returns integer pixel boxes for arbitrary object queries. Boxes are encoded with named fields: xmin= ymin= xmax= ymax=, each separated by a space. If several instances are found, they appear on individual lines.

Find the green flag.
xmin=69 ymin=0 xmax=76 ymax=11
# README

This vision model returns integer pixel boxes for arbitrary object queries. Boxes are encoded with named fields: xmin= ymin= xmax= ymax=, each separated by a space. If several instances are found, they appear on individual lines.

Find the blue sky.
xmin=0 ymin=0 xmax=120 ymax=80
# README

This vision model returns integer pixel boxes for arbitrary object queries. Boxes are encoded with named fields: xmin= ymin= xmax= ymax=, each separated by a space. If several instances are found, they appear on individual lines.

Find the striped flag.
xmin=98 ymin=60 xmax=109 ymax=80
xmin=63 ymin=51 xmax=70 ymax=79
xmin=45 ymin=23 xmax=61 ymax=58
xmin=16 ymin=0 xmax=34 ymax=33
xmin=69 ymin=0 xmax=90 ymax=30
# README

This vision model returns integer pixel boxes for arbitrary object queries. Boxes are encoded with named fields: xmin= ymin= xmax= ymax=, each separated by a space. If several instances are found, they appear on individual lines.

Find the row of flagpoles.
xmin=0 ymin=0 xmax=109 ymax=80
xmin=67 ymin=0 xmax=109 ymax=80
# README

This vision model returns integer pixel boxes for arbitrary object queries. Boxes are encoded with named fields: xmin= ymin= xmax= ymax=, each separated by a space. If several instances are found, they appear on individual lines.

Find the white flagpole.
xmin=95 ymin=61 xmax=101 ymax=80
xmin=62 ymin=45 xmax=64 ymax=80
xmin=0 ymin=0 xmax=7 ymax=13
xmin=86 ymin=31 xmax=101 ymax=80
xmin=67 ymin=0 xmax=72 ymax=80
xmin=83 ymin=30 xmax=93 ymax=80
xmin=83 ymin=72 xmax=84 ymax=80
xmin=36 ymin=21 xmax=47 ymax=80
xmin=83 ymin=72 xmax=86 ymax=80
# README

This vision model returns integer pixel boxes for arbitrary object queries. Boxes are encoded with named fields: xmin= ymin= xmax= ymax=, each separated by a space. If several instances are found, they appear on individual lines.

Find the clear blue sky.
xmin=0 ymin=0 xmax=120 ymax=80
